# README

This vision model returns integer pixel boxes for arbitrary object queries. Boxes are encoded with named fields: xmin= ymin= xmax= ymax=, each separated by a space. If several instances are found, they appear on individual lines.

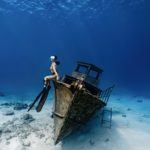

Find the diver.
xmin=44 ymin=55 xmax=60 ymax=88
xmin=28 ymin=55 xmax=60 ymax=112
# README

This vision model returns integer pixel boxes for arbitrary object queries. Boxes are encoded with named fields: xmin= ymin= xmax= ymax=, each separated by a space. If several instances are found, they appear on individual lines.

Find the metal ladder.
xmin=101 ymin=108 xmax=112 ymax=128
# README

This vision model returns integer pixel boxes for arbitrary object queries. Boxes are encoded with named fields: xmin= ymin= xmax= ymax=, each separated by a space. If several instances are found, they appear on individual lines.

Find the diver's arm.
xmin=52 ymin=63 xmax=59 ymax=80
xmin=49 ymin=64 xmax=53 ymax=72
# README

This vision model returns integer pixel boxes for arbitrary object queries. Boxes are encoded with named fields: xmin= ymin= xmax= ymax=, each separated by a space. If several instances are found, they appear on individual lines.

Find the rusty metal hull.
xmin=53 ymin=81 xmax=106 ymax=144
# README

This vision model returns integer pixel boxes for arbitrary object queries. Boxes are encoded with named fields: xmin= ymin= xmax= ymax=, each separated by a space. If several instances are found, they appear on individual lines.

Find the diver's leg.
xmin=36 ymin=75 xmax=57 ymax=112
xmin=36 ymin=85 xmax=51 ymax=112
xmin=44 ymin=75 xmax=56 ymax=87
xmin=28 ymin=87 xmax=46 ymax=112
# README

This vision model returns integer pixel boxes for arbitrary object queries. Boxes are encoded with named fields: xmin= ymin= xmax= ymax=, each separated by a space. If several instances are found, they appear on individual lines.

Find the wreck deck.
xmin=53 ymin=81 xmax=106 ymax=144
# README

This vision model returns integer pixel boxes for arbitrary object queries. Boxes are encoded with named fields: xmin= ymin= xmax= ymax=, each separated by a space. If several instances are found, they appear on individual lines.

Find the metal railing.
xmin=99 ymin=85 xmax=115 ymax=104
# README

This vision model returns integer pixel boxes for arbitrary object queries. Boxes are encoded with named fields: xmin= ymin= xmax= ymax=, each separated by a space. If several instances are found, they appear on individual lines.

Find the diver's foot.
xmin=43 ymin=84 xmax=51 ymax=90
xmin=43 ymin=79 xmax=47 ymax=88
xmin=44 ymin=82 xmax=48 ymax=88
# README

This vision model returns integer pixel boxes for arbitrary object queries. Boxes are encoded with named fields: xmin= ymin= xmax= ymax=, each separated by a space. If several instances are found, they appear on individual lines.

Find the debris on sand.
xmin=39 ymin=133 xmax=45 ymax=138
xmin=5 ymin=135 xmax=13 ymax=141
xmin=142 ymin=114 xmax=150 ymax=119
xmin=127 ymin=108 xmax=131 ymax=111
xmin=3 ymin=128 xmax=12 ymax=134
xmin=137 ymin=100 xmax=143 ymax=103
xmin=6 ymin=141 xmax=10 ymax=145
xmin=89 ymin=139 xmax=95 ymax=145
xmin=105 ymin=138 xmax=110 ymax=142
xmin=3 ymin=110 xmax=14 ymax=116
xmin=0 ymin=117 xmax=37 ymax=141
xmin=0 ymin=103 xmax=13 ymax=107
xmin=23 ymin=141 xmax=31 ymax=147
xmin=21 ymin=114 xmax=35 ymax=123
xmin=14 ymin=103 xmax=28 ymax=110
xmin=122 ymin=114 xmax=126 ymax=118
xmin=1 ymin=102 xmax=28 ymax=110
xmin=113 ymin=110 xmax=122 ymax=115
xmin=0 ymin=127 xmax=2 ymax=136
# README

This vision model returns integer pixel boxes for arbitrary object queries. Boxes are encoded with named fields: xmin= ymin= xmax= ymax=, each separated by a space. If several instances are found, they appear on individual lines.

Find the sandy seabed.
xmin=0 ymin=93 xmax=150 ymax=150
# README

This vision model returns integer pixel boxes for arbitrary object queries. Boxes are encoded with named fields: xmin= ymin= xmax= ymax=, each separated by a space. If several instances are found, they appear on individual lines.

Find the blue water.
xmin=0 ymin=2 xmax=150 ymax=149
xmin=0 ymin=0 xmax=150 ymax=97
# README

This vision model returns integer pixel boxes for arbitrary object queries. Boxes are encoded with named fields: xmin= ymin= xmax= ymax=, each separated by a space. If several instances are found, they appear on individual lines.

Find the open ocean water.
xmin=0 ymin=0 xmax=150 ymax=150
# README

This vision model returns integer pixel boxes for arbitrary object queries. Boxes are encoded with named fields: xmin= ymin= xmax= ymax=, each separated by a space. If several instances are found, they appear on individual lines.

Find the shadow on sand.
xmin=60 ymin=111 xmax=130 ymax=150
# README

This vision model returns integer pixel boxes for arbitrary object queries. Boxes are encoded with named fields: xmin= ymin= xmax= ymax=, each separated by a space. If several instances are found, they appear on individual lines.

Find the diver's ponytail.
xmin=54 ymin=55 xmax=58 ymax=60
xmin=54 ymin=55 xmax=60 ymax=65
xmin=56 ymin=61 xmax=60 ymax=65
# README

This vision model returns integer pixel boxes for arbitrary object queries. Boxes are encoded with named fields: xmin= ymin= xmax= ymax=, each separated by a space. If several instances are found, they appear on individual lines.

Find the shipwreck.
xmin=53 ymin=61 xmax=114 ymax=144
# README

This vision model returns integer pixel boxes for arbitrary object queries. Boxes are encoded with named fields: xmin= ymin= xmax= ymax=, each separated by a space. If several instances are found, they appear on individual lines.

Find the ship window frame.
xmin=88 ymin=69 xmax=100 ymax=79
xmin=75 ymin=64 xmax=89 ymax=75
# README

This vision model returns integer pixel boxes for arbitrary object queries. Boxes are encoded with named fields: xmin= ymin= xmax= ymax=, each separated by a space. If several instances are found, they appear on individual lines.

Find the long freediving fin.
xmin=36 ymin=85 xmax=51 ymax=112
xmin=27 ymin=87 xmax=46 ymax=112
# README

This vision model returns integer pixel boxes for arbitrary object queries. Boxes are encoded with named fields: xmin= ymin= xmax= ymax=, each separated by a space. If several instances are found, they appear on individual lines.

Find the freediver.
xmin=44 ymin=55 xmax=60 ymax=87
xmin=28 ymin=55 xmax=60 ymax=112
